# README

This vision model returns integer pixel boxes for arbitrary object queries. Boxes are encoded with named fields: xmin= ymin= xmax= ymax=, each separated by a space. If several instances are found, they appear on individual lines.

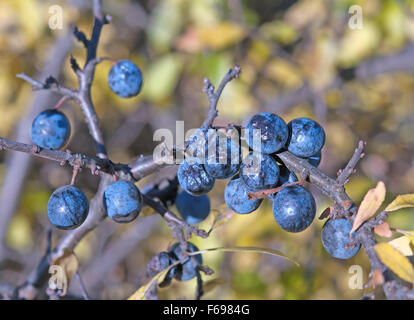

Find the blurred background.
xmin=0 ymin=0 xmax=414 ymax=299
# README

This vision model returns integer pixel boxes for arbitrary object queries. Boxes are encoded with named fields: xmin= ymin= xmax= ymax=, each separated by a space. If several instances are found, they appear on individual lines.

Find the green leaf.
xmin=385 ymin=194 xmax=414 ymax=212
xmin=374 ymin=242 xmax=414 ymax=283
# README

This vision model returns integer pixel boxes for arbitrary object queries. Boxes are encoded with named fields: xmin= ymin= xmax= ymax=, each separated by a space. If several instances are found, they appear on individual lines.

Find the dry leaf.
xmin=50 ymin=249 xmax=79 ymax=296
xmin=389 ymin=236 xmax=414 ymax=256
xmin=318 ymin=207 xmax=333 ymax=220
xmin=351 ymin=181 xmax=386 ymax=234
xmin=374 ymin=222 xmax=392 ymax=238
xmin=385 ymin=193 xmax=414 ymax=212
xmin=372 ymin=269 xmax=384 ymax=289
xmin=374 ymin=242 xmax=414 ymax=283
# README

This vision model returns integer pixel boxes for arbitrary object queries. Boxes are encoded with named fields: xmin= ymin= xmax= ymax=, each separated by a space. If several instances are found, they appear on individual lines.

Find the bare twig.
xmin=74 ymin=271 xmax=90 ymax=300
xmin=336 ymin=140 xmax=366 ymax=185
xmin=202 ymin=66 xmax=241 ymax=128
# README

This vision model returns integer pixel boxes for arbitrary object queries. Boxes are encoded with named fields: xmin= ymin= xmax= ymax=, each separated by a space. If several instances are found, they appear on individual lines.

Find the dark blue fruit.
xmin=287 ymin=117 xmax=325 ymax=157
xmin=244 ymin=112 xmax=288 ymax=154
xmin=205 ymin=136 xmax=241 ymax=179
xmin=240 ymin=153 xmax=279 ymax=191
xmin=224 ymin=175 xmax=263 ymax=214
xmin=321 ymin=218 xmax=361 ymax=259
xmin=272 ymin=185 xmax=316 ymax=232
xmin=47 ymin=185 xmax=89 ymax=230
xmin=108 ymin=60 xmax=143 ymax=98
xmin=267 ymin=165 xmax=298 ymax=200
xmin=169 ymin=242 xmax=202 ymax=281
xmin=31 ymin=109 xmax=71 ymax=150
xmin=103 ymin=180 xmax=143 ymax=223
xmin=186 ymin=127 xmax=209 ymax=162
xmin=177 ymin=159 xmax=215 ymax=196
xmin=304 ymin=151 xmax=321 ymax=167
xmin=176 ymin=191 xmax=210 ymax=224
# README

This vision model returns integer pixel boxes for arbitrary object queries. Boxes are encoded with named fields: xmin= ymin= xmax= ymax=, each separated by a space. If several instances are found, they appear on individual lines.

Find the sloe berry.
xmin=31 ymin=109 xmax=71 ymax=150
xmin=108 ymin=60 xmax=143 ymax=98
xmin=47 ymin=185 xmax=89 ymax=230
xmin=240 ymin=153 xmax=279 ymax=191
xmin=244 ymin=112 xmax=288 ymax=154
xmin=224 ymin=174 xmax=263 ymax=214
xmin=287 ymin=117 xmax=325 ymax=157
xmin=176 ymin=191 xmax=210 ymax=224
xmin=321 ymin=218 xmax=361 ymax=259
xmin=272 ymin=185 xmax=316 ymax=232
xmin=103 ymin=180 xmax=143 ymax=223
xmin=177 ymin=159 xmax=215 ymax=196
xmin=168 ymin=242 xmax=202 ymax=281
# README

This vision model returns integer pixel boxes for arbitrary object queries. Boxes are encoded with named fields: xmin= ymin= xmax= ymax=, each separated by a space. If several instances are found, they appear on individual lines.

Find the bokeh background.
xmin=0 ymin=0 xmax=414 ymax=299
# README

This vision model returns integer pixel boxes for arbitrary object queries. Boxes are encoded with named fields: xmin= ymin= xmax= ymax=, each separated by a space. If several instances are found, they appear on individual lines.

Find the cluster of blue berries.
xmin=148 ymin=241 xmax=202 ymax=284
xmin=177 ymin=112 xmax=360 ymax=259
xmin=30 ymin=60 xmax=144 ymax=230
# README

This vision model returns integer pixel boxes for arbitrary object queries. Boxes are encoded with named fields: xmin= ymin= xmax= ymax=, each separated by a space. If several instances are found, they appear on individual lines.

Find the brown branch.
xmin=0 ymin=136 xmax=130 ymax=179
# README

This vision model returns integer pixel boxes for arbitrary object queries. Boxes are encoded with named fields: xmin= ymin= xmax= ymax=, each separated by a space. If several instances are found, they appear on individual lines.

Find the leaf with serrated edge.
xmin=351 ymin=181 xmax=386 ymax=234
xmin=374 ymin=242 xmax=414 ymax=283
xmin=128 ymin=245 xmax=298 ymax=300
xmin=385 ymin=193 xmax=414 ymax=212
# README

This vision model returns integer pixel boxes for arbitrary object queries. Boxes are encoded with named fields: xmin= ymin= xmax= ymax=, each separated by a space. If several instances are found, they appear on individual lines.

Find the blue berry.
xmin=177 ymin=159 xmax=215 ymax=196
xmin=205 ymin=137 xmax=241 ymax=179
xmin=169 ymin=242 xmax=202 ymax=281
xmin=31 ymin=109 xmax=71 ymax=150
xmin=224 ymin=175 xmax=263 ymax=214
xmin=240 ymin=153 xmax=279 ymax=191
xmin=304 ymin=150 xmax=321 ymax=167
xmin=186 ymin=128 xmax=209 ymax=162
xmin=321 ymin=218 xmax=361 ymax=259
xmin=47 ymin=185 xmax=89 ymax=230
xmin=272 ymin=185 xmax=316 ymax=232
xmin=103 ymin=180 xmax=143 ymax=223
xmin=244 ymin=112 xmax=288 ymax=154
xmin=267 ymin=165 xmax=298 ymax=200
xmin=287 ymin=118 xmax=325 ymax=157
xmin=176 ymin=191 xmax=210 ymax=224
xmin=108 ymin=60 xmax=143 ymax=98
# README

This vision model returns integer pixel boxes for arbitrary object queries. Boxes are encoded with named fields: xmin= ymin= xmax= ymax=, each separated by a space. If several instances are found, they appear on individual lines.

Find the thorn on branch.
xmin=336 ymin=140 xmax=366 ymax=186
xmin=70 ymin=55 xmax=81 ymax=73
xmin=73 ymin=27 xmax=89 ymax=48
xmin=202 ymin=65 xmax=242 ymax=128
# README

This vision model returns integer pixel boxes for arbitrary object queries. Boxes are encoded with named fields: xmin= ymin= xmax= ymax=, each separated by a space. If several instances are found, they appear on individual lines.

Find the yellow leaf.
xmin=351 ymin=181 xmax=386 ymax=234
xmin=198 ymin=22 xmax=245 ymax=50
xmin=50 ymin=249 xmax=79 ymax=296
xmin=396 ymin=230 xmax=414 ymax=245
xmin=385 ymin=193 xmax=414 ymax=212
xmin=128 ymin=245 xmax=298 ymax=299
xmin=374 ymin=243 xmax=414 ymax=283
xmin=389 ymin=236 xmax=414 ymax=256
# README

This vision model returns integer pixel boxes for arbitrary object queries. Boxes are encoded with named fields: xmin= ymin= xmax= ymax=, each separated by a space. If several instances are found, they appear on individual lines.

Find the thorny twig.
xmin=202 ymin=66 xmax=241 ymax=128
